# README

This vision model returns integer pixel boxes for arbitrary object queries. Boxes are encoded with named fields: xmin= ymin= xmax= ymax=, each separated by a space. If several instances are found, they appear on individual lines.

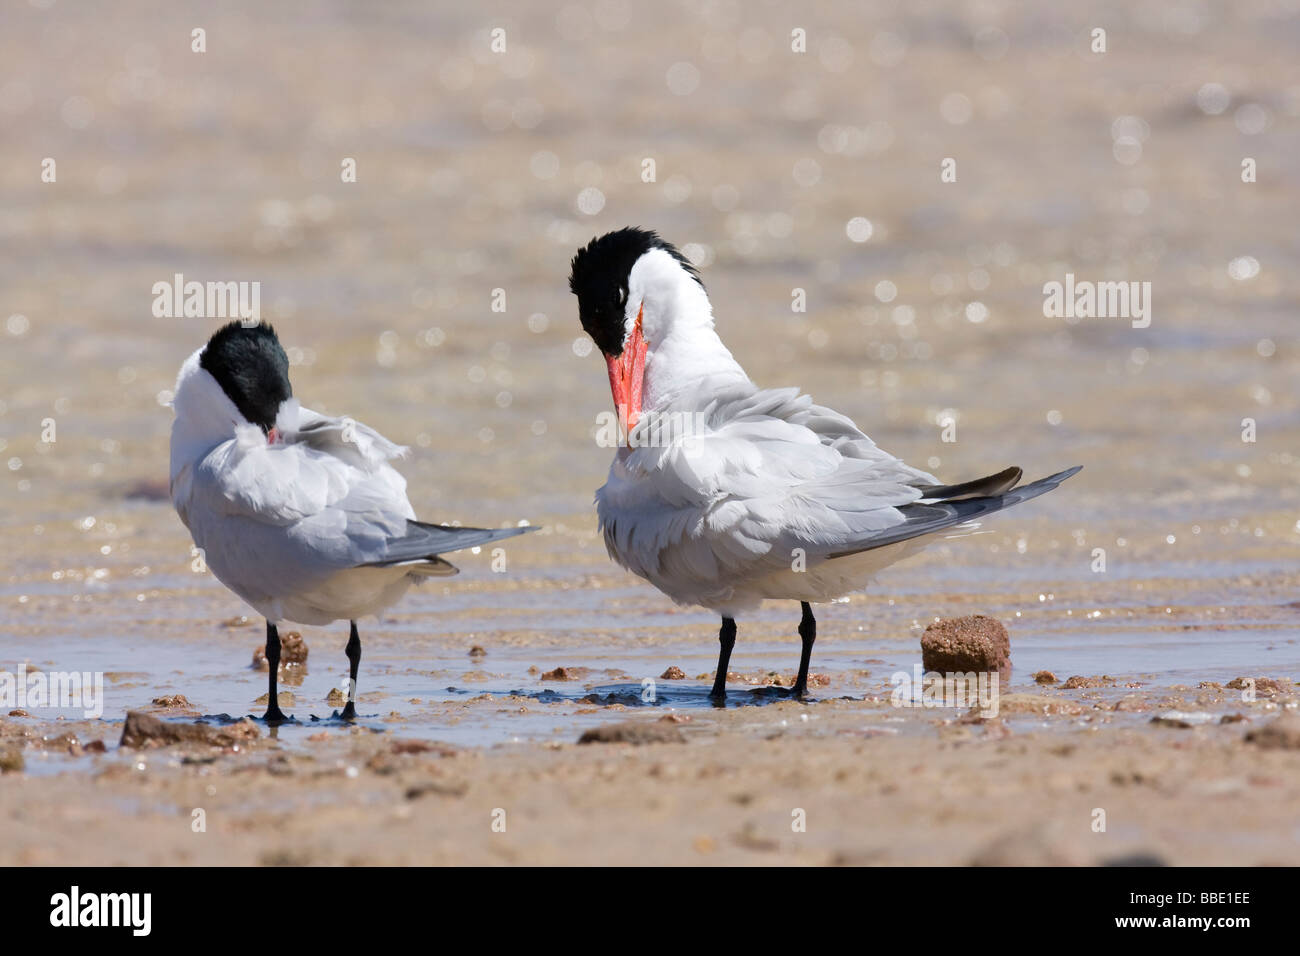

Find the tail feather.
xmin=912 ymin=466 xmax=1022 ymax=501
xmin=359 ymin=521 xmax=536 ymax=569
xmin=827 ymin=466 xmax=1081 ymax=559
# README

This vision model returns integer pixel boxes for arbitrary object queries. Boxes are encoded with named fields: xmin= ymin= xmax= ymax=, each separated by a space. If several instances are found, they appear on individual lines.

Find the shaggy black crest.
xmin=569 ymin=227 xmax=703 ymax=356
xmin=199 ymin=321 xmax=292 ymax=431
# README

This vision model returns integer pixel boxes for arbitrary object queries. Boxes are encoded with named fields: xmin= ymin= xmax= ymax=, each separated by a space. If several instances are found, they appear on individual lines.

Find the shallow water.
xmin=2 ymin=1 xmax=1298 ymax=765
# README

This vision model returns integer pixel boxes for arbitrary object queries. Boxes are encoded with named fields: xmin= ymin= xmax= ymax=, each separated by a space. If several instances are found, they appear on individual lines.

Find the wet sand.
xmin=6 ymin=688 xmax=1300 ymax=865
xmin=1 ymin=1 xmax=1299 ymax=864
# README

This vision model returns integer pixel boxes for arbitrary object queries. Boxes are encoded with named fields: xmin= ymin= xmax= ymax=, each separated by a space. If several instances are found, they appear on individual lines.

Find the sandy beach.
xmin=1 ymin=0 xmax=1298 ymax=866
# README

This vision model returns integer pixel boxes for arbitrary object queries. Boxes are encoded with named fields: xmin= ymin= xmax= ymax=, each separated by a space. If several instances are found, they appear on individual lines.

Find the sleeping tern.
xmin=169 ymin=321 xmax=532 ymax=722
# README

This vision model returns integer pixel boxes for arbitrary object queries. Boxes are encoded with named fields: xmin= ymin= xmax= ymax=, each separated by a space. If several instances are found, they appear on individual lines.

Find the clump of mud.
xmin=921 ymin=615 xmax=1010 ymax=678
xmin=119 ymin=711 xmax=260 ymax=750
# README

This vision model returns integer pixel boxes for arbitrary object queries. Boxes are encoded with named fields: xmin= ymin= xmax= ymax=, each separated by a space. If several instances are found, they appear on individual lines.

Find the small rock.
xmin=221 ymin=615 xmax=253 ymax=628
xmin=152 ymin=695 xmax=191 ymax=708
xmin=1226 ymin=676 xmax=1291 ymax=698
xmin=660 ymin=666 xmax=686 ymax=680
xmin=8 ymin=710 xmax=28 ymax=718
xmin=578 ymin=721 xmax=686 ymax=745
xmin=279 ymin=632 xmax=308 ymax=664
xmin=45 ymin=732 xmax=82 ymax=755
xmin=1061 ymin=675 xmax=1116 ymax=689
xmin=325 ymin=687 xmax=347 ymax=706
xmin=251 ymin=631 xmax=309 ymax=669
xmin=1220 ymin=713 xmax=1248 ymax=724
xmin=0 ymin=749 xmax=23 ymax=773
xmin=1244 ymin=712 xmax=1300 ymax=750
xmin=1033 ymin=670 xmax=1057 ymax=685
xmin=119 ymin=711 xmax=260 ymax=749
xmin=920 ymin=615 xmax=1010 ymax=678
xmin=541 ymin=666 xmax=589 ymax=681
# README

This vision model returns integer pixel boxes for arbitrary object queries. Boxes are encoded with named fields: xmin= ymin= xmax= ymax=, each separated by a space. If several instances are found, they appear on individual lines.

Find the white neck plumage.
xmin=632 ymin=250 xmax=750 ymax=412
xmin=168 ymin=349 xmax=246 ymax=481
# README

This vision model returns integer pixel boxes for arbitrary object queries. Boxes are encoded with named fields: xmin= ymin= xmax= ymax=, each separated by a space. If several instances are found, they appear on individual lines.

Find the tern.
xmin=569 ymin=227 xmax=1080 ymax=701
xmin=169 ymin=321 xmax=532 ymax=722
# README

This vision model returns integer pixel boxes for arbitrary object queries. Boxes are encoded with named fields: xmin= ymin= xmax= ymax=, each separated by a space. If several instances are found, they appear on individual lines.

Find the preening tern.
xmin=570 ymin=227 xmax=1078 ymax=700
xmin=169 ymin=321 xmax=532 ymax=721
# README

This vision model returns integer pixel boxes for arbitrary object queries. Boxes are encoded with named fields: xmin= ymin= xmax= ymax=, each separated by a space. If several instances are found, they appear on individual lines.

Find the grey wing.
xmin=601 ymin=384 xmax=938 ymax=583
xmin=358 ymin=522 xmax=536 ymax=568
xmin=826 ymin=466 xmax=1082 ymax=558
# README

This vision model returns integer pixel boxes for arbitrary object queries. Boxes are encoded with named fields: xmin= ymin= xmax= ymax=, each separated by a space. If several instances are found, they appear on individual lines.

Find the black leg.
xmin=341 ymin=620 xmax=361 ymax=720
xmin=792 ymin=602 xmax=816 ymax=698
xmin=709 ymin=617 xmax=737 ymax=702
xmin=263 ymin=621 xmax=288 ymax=723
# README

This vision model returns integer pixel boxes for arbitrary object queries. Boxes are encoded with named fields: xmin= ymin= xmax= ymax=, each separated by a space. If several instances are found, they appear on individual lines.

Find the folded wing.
xmin=186 ymin=404 xmax=534 ymax=574
xmin=600 ymin=385 xmax=939 ymax=583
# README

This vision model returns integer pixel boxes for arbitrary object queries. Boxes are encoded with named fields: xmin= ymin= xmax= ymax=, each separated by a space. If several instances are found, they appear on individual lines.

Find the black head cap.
xmin=569 ymin=227 xmax=703 ymax=357
xmin=199 ymin=321 xmax=292 ymax=432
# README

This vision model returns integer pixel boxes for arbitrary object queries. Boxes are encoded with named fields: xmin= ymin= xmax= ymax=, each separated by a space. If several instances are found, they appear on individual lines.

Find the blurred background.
xmin=1 ymin=0 xmax=1298 ymax=730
